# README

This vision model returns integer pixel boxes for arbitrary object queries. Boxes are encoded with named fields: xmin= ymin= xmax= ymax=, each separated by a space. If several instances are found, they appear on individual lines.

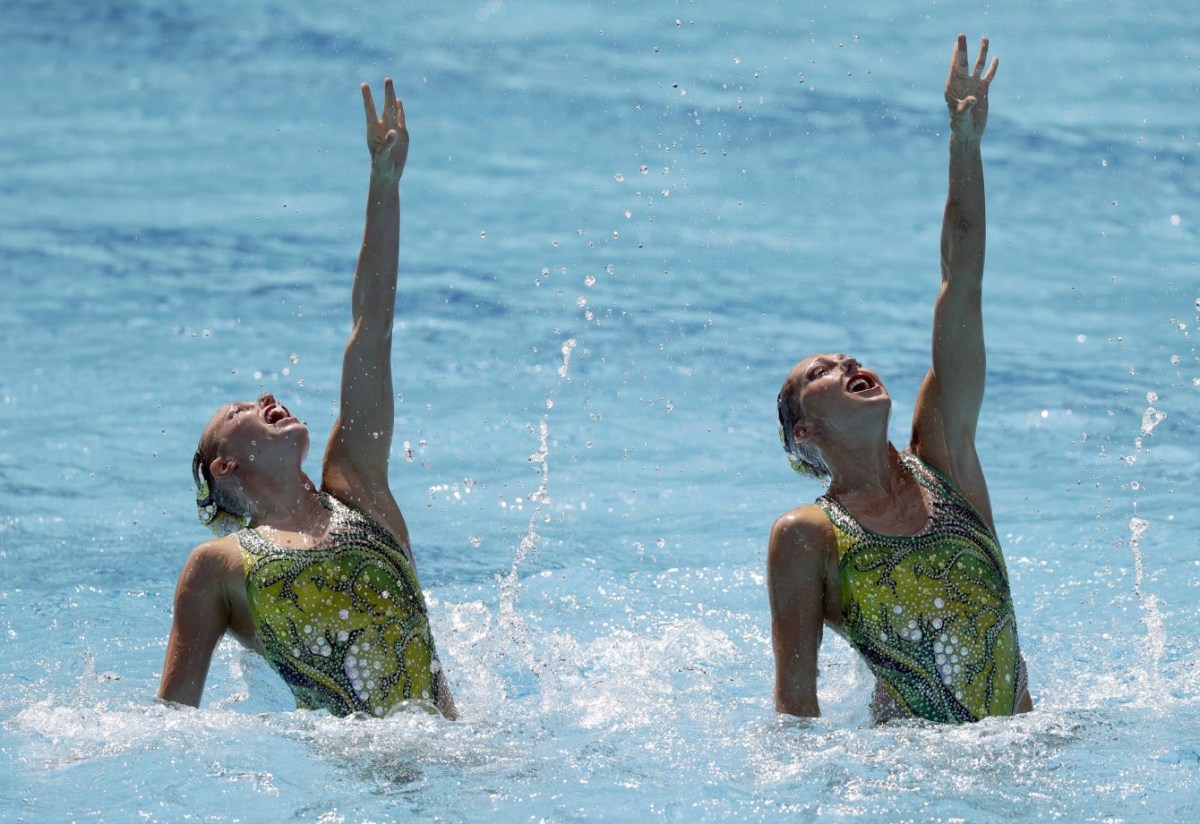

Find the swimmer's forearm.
xmin=351 ymin=175 xmax=400 ymax=334
xmin=940 ymin=135 xmax=986 ymax=284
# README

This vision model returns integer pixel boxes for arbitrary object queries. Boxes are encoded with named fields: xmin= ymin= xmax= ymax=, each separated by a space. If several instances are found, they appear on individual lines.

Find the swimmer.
xmin=769 ymin=35 xmax=1033 ymax=723
xmin=159 ymin=79 xmax=456 ymax=719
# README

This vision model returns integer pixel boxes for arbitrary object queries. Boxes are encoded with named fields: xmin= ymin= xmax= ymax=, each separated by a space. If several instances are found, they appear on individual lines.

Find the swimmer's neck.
xmin=825 ymin=441 xmax=908 ymax=502
xmin=244 ymin=472 xmax=328 ymax=535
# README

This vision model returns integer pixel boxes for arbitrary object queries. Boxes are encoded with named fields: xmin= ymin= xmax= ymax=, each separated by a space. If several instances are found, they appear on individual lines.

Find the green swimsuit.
xmin=238 ymin=493 xmax=443 ymax=717
xmin=817 ymin=452 xmax=1026 ymax=723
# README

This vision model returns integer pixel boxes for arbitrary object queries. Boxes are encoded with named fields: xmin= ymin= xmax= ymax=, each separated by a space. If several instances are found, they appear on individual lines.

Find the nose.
xmin=258 ymin=393 xmax=276 ymax=407
xmin=840 ymin=357 xmax=860 ymax=374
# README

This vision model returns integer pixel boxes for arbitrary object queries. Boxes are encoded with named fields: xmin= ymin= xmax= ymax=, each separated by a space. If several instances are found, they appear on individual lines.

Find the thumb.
xmin=372 ymin=130 xmax=399 ymax=166
xmin=950 ymin=96 xmax=977 ymax=123
xmin=379 ymin=129 xmax=399 ymax=153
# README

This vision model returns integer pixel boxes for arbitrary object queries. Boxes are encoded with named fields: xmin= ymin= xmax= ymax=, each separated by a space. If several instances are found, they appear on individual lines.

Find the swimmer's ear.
xmin=210 ymin=456 xmax=239 ymax=478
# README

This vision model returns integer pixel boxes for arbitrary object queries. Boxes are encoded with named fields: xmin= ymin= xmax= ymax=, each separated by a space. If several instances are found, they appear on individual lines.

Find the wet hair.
xmin=776 ymin=378 xmax=831 ymax=480
xmin=192 ymin=421 xmax=250 ymax=535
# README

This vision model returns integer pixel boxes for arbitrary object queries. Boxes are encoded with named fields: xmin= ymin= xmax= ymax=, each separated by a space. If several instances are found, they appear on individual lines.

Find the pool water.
xmin=2 ymin=1 xmax=1198 ymax=820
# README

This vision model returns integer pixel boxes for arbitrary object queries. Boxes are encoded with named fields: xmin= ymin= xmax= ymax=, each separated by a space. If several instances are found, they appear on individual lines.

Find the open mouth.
xmin=847 ymin=375 xmax=877 ymax=393
xmin=265 ymin=404 xmax=294 ymax=424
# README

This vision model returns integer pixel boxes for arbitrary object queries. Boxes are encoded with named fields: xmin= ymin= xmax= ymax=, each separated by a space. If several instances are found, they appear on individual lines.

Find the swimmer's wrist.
xmin=368 ymin=167 xmax=402 ymax=189
xmin=948 ymin=129 xmax=983 ymax=150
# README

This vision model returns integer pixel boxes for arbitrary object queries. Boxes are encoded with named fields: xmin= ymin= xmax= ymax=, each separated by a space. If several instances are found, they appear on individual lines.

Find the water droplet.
xmin=479 ymin=231 xmax=487 ymax=239
xmin=614 ymin=173 xmax=625 ymax=182
xmin=584 ymin=274 xmax=596 ymax=287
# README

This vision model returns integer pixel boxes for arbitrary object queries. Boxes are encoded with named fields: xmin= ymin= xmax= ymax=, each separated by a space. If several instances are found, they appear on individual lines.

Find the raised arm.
xmin=322 ymin=79 xmax=411 ymax=549
xmin=911 ymin=35 xmax=999 ymax=527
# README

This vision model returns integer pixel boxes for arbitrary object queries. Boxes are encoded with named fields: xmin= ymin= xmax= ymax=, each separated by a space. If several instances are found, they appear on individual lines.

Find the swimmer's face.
xmin=202 ymin=393 xmax=308 ymax=469
xmin=785 ymin=353 xmax=890 ymax=438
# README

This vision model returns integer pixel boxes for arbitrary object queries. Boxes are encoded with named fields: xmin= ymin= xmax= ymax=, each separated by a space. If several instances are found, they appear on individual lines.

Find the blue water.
xmin=2 ymin=0 xmax=1198 ymax=820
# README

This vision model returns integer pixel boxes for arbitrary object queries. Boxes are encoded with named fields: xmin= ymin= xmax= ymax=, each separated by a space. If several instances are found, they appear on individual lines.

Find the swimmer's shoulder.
xmin=769 ymin=504 xmax=836 ymax=565
xmin=176 ymin=534 xmax=246 ymax=592
xmin=174 ymin=534 xmax=258 ymax=646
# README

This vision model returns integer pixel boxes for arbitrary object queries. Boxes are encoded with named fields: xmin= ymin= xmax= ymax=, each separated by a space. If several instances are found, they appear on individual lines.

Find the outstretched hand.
xmin=362 ymin=78 xmax=409 ymax=182
xmin=945 ymin=34 xmax=998 ymax=141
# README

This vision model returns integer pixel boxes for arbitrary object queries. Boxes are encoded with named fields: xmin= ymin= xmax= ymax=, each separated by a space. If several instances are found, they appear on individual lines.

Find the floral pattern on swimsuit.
xmin=239 ymin=493 xmax=442 ymax=717
xmin=817 ymin=452 xmax=1026 ymax=723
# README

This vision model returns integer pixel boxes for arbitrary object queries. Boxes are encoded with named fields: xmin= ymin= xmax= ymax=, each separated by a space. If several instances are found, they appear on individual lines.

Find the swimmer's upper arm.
xmin=768 ymin=507 xmax=832 ymax=718
xmin=157 ymin=541 xmax=235 ymax=707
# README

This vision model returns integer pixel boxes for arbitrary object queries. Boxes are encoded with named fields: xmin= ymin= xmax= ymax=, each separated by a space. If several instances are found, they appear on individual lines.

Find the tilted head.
xmin=191 ymin=393 xmax=307 ymax=533
xmin=777 ymin=353 xmax=890 ymax=479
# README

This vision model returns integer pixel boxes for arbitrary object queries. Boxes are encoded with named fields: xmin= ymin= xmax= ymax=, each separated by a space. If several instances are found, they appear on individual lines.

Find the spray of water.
xmin=496 ymin=337 xmax=577 ymax=695
xmin=1127 ymin=390 xmax=1167 ymax=695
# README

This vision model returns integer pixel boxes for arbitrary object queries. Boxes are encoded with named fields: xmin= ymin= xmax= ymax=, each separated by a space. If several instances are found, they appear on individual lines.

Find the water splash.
xmin=1122 ymin=390 xmax=1165 ymax=464
xmin=1126 ymin=390 xmax=1167 ymax=696
xmin=496 ymin=335 xmax=575 ymax=698
xmin=496 ymin=417 xmax=549 ymax=671
xmin=1134 ymin=390 xmax=1166 ymax=450
xmin=1127 ymin=516 xmax=1165 ymax=693
xmin=557 ymin=338 xmax=577 ymax=379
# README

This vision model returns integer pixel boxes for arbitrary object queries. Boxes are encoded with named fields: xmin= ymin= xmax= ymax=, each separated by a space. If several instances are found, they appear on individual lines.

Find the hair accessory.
xmin=192 ymin=449 xmax=249 ymax=536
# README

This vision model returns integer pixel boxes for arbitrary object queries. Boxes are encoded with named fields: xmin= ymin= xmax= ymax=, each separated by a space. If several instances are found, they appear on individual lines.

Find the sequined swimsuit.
xmin=817 ymin=452 xmax=1026 ymax=723
xmin=238 ymin=493 xmax=443 ymax=717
